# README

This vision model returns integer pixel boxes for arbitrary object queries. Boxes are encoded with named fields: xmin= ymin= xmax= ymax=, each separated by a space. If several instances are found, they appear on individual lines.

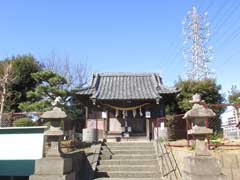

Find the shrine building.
xmin=76 ymin=72 xmax=178 ymax=140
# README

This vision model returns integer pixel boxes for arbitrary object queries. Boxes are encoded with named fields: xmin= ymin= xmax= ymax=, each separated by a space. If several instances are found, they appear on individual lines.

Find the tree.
xmin=42 ymin=53 xmax=89 ymax=90
xmin=0 ymin=62 xmax=15 ymax=126
xmin=228 ymin=85 xmax=240 ymax=123
xmin=175 ymin=79 xmax=225 ymax=132
xmin=229 ymin=85 xmax=240 ymax=104
xmin=19 ymin=70 xmax=68 ymax=112
xmin=0 ymin=55 xmax=42 ymax=113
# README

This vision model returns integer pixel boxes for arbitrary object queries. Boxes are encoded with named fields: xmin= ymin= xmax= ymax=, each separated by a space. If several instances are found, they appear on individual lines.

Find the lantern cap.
xmin=41 ymin=107 xmax=67 ymax=119
xmin=183 ymin=103 xmax=216 ymax=119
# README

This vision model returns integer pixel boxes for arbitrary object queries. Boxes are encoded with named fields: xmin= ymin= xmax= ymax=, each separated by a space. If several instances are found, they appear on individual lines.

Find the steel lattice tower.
xmin=182 ymin=6 xmax=213 ymax=80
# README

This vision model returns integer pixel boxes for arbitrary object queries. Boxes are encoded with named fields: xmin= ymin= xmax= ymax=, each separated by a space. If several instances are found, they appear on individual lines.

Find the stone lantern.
xmin=41 ymin=107 xmax=67 ymax=157
xmin=30 ymin=103 xmax=75 ymax=180
xmin=183 ymin=93 xmax=215 ymax=156
xmin=182 ymin=94 xmax=226 ymax=180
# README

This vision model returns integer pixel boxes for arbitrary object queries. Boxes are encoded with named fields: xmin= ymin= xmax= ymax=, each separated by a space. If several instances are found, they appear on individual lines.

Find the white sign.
xmin=128 ymin=127 xmax=132 ymax=132
xmin=102 ymin=111 xmax=107 ymax=119
xmin=145 ymin=111 xmax=151 ymax=118
xmin=0 ymin=127 xmax=46 ymax=160
xmin=160 ymin=122 xmax=165 ymax=130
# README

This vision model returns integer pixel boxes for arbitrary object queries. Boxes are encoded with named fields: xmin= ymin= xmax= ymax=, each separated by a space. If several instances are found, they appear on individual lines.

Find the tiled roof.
xmin=77 ymin=73 xmax=178 ymax=100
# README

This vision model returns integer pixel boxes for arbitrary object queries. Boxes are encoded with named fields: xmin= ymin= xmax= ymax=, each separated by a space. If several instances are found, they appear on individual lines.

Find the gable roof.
xmin=77 ymin=72 xmax=178 ymax=100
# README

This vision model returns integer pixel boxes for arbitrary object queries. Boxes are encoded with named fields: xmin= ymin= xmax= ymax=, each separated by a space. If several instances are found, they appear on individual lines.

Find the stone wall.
xmin=172 ymin=148 xmax=240 ymax=180
xmin=63 ymin=143 xmax=102 ymax=180
xmin=62 ymin=151 xmax=86 ymax=180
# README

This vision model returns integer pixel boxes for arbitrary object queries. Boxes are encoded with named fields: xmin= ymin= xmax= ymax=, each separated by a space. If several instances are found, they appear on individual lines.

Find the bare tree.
xmin=0 ymin=62 xmax=15 ymax=126
xmin=43 ymin=53 xmax=90 ymax=90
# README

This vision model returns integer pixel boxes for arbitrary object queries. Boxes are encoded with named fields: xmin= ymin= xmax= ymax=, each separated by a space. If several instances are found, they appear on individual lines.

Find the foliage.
xmin=0 ymin=55 xmax=42 ymax=112
xmin=229 ymin=93 xmax=240 ymax=104
xmin=210 ymin=132 xmax=223 ymax=140
xmin=19 ymin=70 xmax=68 ymax=112
xmin=13 ymin=117 xmax=35 ymax=127
xmin=165 ymin=114 xmax=176 ymax=127
xmin=190 ymin=143 xmax=196 ymax=150
xmin=175 ymin=79 xmax=225 ymax=132
xmin=43 ymin=121 xmax=51 ymax=128
xmin=229 ymin=86 xmax=240 ymax=104
xmin=65 ymin=104 xmax=85 ymax=121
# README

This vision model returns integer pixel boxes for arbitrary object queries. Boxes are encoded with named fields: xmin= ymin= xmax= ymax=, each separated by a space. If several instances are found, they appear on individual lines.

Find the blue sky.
xmin=0 ymin=0 xmax=240 ymax=97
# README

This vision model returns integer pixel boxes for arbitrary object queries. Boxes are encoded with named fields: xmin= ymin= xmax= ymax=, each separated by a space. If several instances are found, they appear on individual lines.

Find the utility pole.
xmin=182 ymin=6 xmax=213 ymax=80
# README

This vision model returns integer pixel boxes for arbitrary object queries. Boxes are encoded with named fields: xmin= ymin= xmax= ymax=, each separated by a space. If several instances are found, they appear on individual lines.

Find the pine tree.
xmin=19 ymin=70 xmax=68 ymax=112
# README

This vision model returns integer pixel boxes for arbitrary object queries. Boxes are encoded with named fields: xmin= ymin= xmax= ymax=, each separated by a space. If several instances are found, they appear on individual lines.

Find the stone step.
xmin=100 ymin=154 xmax=157 ymax=160
xmin=105 ymin=143 xmax=153 ymax=147
xmin=101 ymin=149 xmax=155 ymax=155
xmin=102 ymin=146 xmax=154 ymax=150
xmin=95 ymin=171 xmax=162 ymax=178
xmin=106 ymin=139 xmax=151 ymax=143
xmin=99 ymin=159 xmax=158 ymax=165
xmin=97 ymin=165 xmax=159 ymax=172
xmin=95 ymin=178 xmax=162 ymax=180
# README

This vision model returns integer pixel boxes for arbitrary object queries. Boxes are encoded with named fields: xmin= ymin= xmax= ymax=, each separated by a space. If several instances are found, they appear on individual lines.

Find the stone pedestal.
xmin=183 ymin=127 xmax=227 ymax=180
xmin=182 ymin=156 xmax=226 ymax=180
xmin=29 ymin=157 xmax=75 ymax=180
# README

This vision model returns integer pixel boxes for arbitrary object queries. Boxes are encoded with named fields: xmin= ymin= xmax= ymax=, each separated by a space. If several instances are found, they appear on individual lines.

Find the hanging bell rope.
xmin=102 ymin=103 xmax=150 ymax=111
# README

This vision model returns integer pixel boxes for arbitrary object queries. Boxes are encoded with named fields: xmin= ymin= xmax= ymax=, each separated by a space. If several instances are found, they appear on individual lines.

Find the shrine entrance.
xmin=126 ymin=117 xmax=146 ymax=134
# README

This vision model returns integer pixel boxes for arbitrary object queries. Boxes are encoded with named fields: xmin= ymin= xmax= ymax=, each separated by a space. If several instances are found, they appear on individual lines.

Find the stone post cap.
xmin=189 ymin=93 xmax=204 ymax=104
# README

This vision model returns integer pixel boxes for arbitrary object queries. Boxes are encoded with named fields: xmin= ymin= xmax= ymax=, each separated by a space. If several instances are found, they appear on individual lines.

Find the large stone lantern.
xmin=41 ymin=106 xmax=67 ymax=157
xmin=183 ymin=93 xmax=215 ymax=155
xmin=182 ymin=94 xmax=226 ymax=180
xmin=30 ymin=99 xmax=75 ymax=180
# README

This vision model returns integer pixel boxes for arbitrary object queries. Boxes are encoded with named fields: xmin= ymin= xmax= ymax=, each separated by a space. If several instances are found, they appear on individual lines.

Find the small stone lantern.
xmin=183 ymin=93 xmax=215 ymax=156
xmin=41 ymin=107 xmax=67 ymax=157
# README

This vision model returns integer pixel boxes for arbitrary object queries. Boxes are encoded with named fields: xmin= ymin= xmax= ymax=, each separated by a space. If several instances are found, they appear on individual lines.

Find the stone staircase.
xmin=94 ymin=142 xmax=162 ymax=180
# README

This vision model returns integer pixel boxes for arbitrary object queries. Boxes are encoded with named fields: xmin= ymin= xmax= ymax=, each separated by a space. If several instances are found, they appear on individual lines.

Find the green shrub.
xmin=13 ymin=118 xmax=35 ymax=127
xmin=210 ymin=132 xmax=223 ymax=140
xmin=190 ymin=143 xmax=196 ymax=150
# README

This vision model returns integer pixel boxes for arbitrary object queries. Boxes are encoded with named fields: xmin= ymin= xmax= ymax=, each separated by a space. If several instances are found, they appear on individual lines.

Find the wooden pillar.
xmin=146 ymin=118 xmax=150 ymax=140
xmin=85 ymin=106 xmax=88 ymax=128
xmin=103 ymin=110 xmax=108 ymax=138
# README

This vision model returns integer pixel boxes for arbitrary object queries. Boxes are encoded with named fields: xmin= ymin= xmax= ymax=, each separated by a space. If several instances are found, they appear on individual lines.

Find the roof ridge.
xmin=94 ymin=72 xmax=161 ymax=77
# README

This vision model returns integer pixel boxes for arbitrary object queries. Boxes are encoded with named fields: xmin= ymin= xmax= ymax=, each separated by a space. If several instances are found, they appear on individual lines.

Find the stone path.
xmin=94 ymin=142 xmax=162 ymax=180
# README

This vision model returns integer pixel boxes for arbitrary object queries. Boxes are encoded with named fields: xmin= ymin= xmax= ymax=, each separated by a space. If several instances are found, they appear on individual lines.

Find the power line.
xmin=213 ymin=1 xmax=240 ymax=35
